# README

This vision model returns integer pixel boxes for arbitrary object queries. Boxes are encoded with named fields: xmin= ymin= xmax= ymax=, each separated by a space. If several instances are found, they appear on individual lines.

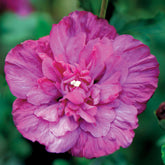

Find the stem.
xmin=99 ymin=0 xmax=109 ymax=19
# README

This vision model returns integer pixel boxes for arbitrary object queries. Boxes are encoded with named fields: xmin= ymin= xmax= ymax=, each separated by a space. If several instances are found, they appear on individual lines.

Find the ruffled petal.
xmin=12 ymin=99 xmax=55 ymax=146
xmin=50 ymin=19 xmax=86 ymax=63
xmin=69 ymin=11 xmax=117 ymax=41
xmin=99 ymin=83 xmax=122 ymax=104
xmin=65 ymin=32 xmax=86 ymax=64
xmin=5 ymin=40 xmax=43 ymax=98
xmin=42 ymin=56 xmax=58 ymax=82
xmin=113 ymin=35 xmax=159 ymax=113
xmin=113 ymin=101 xmax=138 ymax=130
xmin=46 ymin=129 xmax=80 ymax=153
xmin=34 ymin=104 xmax=59 ymax=122
xmin=27 ymin=86 xmax=55 ymax=105
xmin=36 ymin=36 xmax=53 ymax=59
xmin=49 ymin=116 xmax=78 ymax=137
xmin=79 ymin=37 xmax=113 ymax=80
xmin=78 ymin=108 xmax=96 ymax=124
xmin=13 ymin=99 xmax=79 ymax=153
xmin=50 ymin=11 xmax=116 ymax=64
xmin=64 ymin=88 xmax=86 ymax=104
xmin=71 ymin=131 xmax=118 ymax=158
xmin=38 ymin=77 xmax=61 ymax=97
xmin=71 ymin=101 xmax=138 ymax=158
xmin=80 ymin=105 xmax=116 ymax=137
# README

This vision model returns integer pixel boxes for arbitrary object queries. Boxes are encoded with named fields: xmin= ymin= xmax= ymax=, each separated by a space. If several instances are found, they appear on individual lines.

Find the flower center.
xmin=70 ymin=80 xmax=81 ymax=87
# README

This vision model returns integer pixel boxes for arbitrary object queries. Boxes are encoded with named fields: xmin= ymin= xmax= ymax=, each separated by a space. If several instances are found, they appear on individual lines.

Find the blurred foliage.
xmin=0 ymin=0 xmax=165 ymax=165
xmin=52 ymin=159 xmax=70 ymax=165
xmin=79 ymin=0 xmax=102 ymax=16
xmin=161 ymin=144 xmax=165 ymax=164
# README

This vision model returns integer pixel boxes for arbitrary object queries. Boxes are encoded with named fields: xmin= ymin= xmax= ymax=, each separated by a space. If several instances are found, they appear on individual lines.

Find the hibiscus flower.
xmin=5 ymin=11 xmax=159 ymax=158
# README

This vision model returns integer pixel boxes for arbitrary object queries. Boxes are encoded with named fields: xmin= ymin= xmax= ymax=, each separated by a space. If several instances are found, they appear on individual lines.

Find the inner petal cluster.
xmin=48 ymin=60 xmax=99 ymax=123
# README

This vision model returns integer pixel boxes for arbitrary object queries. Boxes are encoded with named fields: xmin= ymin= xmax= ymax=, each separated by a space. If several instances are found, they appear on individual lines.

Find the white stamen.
xmin=70 ymin=80 xmax=81 ymax=87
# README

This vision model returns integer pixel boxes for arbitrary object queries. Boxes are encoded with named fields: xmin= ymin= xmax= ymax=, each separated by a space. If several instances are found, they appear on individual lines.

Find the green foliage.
xmin=113 ymin=0 xmax=165 ymax=19
xmin=162 ymin=144 xmax=165 ymax=164
xmin=52 ymin=0 xmax=80 ymax=21
xmin=79 ymin=0 xmax=102 ymax=16
xmin=0 ymin=12 xmax=53 ymax=46
xmin=71 ymin=151 xmax=131 ymax=165
xmin=52 ymin=159 xmax=70 ymax=165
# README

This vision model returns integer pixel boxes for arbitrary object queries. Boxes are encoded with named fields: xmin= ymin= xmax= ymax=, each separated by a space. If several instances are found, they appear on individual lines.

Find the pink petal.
xmin=71 ymin=131 xmax=118 ymax=158
xmin=90 ymin=85 xmax=100 ymax=105
xmin=12 ymin=99 xmax=55 ymax=146
xmin=13 ymin=99 xmax=79 ymax=153
xmin=69 ymin=11 xmax=117 ymax=41
xmin=50 ymin=22 xmax=86 ymax=64
xmin=79 ymin=37 xmax=113 ymax=80
xmin=78 ymin=108 xmax=96 ymax=124
xmin=42 ymin=56 xmax=58 ymax=82
xmin=113 ymin=101 xmax=138 ymax=129
xmin=34 ymin=104 xmax=59 ymax=122
xmin=49 ymin=116 xmax=78 ymax=137
xmin=50 ymin=17 xmax=73 ymax=62
xmin=37 ymin=36 xmax=53 ymax=59
xmin=80 ymin=105 xmax=116 ymax=137
xmin=113 ymin=35 xmax=159 ymax=113
xmin=46 ymin=129 xmax=80 ymax=153
xmin=64 ymin=88 xmax=86 ymax=104
xmin=113 ymin=35 xmax=150 ymax=67
xmin=71 ymin=101 xmax=138 ymax=158
xmin=110 ymin=126 xmax=135 ymax=148
xmin=65 ymin=32 xmax=86 ymax=64
xmin=99 ymin=83 xmax=122 ymax=104
xmin=5 ymin=40 xmax=43 ymax=98
xmin=38 ymin=77 xmax=61 ymax=97
xmin=27 ymin=86 xmax=54 ymax=105
xmin=99 ymin=55 xmax=127 ymax=83
xmin=50 ymin=11 xmax=117 ymax=64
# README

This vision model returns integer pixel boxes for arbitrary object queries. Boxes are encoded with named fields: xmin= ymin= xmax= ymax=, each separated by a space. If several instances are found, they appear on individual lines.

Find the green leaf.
xmin=73 ymin=157 xmax=91 ymax=165
xmin=111 ymin=12 xmax=165 ymax=45
xmin=161 ymin=144 xmax=165 ymax=164
xmin=52 ymin=0 xmax=79 ymax=21
xmin=79 ymin=0 xmax=102 ymax=16
xmin=112 ymin=0 xmax=165 ymax=20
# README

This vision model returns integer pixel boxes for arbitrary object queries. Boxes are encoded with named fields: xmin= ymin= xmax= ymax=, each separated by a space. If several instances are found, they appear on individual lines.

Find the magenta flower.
xmin=0 ymin=0 xmax=32 ymax=16
xmin=5 ymin=11 xmax=159 ymax=158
